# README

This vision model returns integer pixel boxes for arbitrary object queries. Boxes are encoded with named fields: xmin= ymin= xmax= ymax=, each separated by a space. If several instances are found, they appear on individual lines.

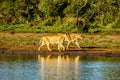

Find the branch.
xmin=80 ymin=0 xmax=88 ymax=9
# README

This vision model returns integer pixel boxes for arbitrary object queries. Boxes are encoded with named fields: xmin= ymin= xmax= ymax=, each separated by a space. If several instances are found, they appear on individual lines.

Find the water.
xmin=0 ymin=54 xmax=120 ymax=80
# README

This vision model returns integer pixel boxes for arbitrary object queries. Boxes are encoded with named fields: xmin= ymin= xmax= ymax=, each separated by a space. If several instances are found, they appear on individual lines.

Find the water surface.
xmin=0 ymin=54 xmax=120 ymax=80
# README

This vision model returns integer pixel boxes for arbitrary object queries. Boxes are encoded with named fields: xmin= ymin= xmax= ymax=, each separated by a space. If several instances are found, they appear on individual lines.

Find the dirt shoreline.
xmin=0 ymin=47 xmax=120 ymax=57
xmin=0 ymin=32 xmax=120 ymax=56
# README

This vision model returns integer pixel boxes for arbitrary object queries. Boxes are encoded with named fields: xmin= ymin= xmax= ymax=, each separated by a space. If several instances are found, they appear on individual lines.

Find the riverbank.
xmin=0 ymin=32 xmax=120 ymax=56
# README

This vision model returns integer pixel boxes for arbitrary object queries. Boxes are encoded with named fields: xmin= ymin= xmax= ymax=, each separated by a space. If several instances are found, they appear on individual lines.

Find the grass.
xmin=0 ymin=24 xmax=80 ymax=33
xmin=88 ymin=28 xmax=120 ymax=34
xmin=1 ymin=24 xmax=120 ymax=33
xmin=79 ymin=34 xmax=120 ymax=49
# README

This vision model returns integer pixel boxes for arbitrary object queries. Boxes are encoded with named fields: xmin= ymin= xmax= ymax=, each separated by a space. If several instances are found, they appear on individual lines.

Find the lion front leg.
xmin=66 ymin=41 xmax=71 ymax=50
xmin=61 ymin=44 xmax=65 ymax=51
xmin=75 ymin=40 xmax=80 ymax=48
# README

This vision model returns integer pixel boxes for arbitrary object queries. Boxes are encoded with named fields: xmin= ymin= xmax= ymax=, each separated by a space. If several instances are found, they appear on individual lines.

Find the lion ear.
xmin=65 ymin=32 xmax=69 ymax=35
xmin=78 ymin=33 xmax=80 ymax=35
xmin=78 ymin=33 xmax=82 ymax=37
xmin=66 ymin=30 xmax=71 ymax=34
xmin=80 ymin=34 xmax=84 ymax=38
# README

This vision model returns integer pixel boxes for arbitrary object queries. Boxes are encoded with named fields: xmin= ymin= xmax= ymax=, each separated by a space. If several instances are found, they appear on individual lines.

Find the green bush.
xmin=0 ymin=0 xmax=120 ymax=33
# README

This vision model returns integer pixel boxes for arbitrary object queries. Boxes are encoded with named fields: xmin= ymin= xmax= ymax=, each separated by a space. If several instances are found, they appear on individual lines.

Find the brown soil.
xmin=0 ymin=32 xmax=120 ymax=56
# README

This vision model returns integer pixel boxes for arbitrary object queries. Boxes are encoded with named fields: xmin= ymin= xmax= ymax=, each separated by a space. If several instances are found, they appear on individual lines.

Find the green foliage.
xmin=0 ymin=0 xmax=120 ymax=33
xmin=0 ymin=24 xmax=32 ymax=32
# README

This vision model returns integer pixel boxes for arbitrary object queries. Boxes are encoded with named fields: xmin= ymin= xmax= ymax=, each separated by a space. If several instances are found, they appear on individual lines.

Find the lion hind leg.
xmin=66 ymin=41 xmax=71 ymax=49
xmin=58 ymin=44 xmax=65 ymax=52
xmin=46 ymin=42 xmax=52 ymax=52
xmin=58 ymin=45 xmax=61 ymax=52
xmin=58 ymin=44 xmax=62 ymax=52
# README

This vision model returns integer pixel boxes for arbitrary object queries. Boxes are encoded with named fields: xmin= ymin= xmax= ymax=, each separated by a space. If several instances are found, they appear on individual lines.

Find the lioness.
xmin=57 ymin=33 xmax=82 ymax=49
xmin=65 ymin=33 xmax=82 ymax=49
xmin=38 ymin=34 xmax=67 ymax=52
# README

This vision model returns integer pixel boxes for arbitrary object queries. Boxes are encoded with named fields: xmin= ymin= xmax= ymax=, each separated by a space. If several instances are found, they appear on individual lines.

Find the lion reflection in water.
xmin=38 ymin=33 xmax=82 ymax=52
